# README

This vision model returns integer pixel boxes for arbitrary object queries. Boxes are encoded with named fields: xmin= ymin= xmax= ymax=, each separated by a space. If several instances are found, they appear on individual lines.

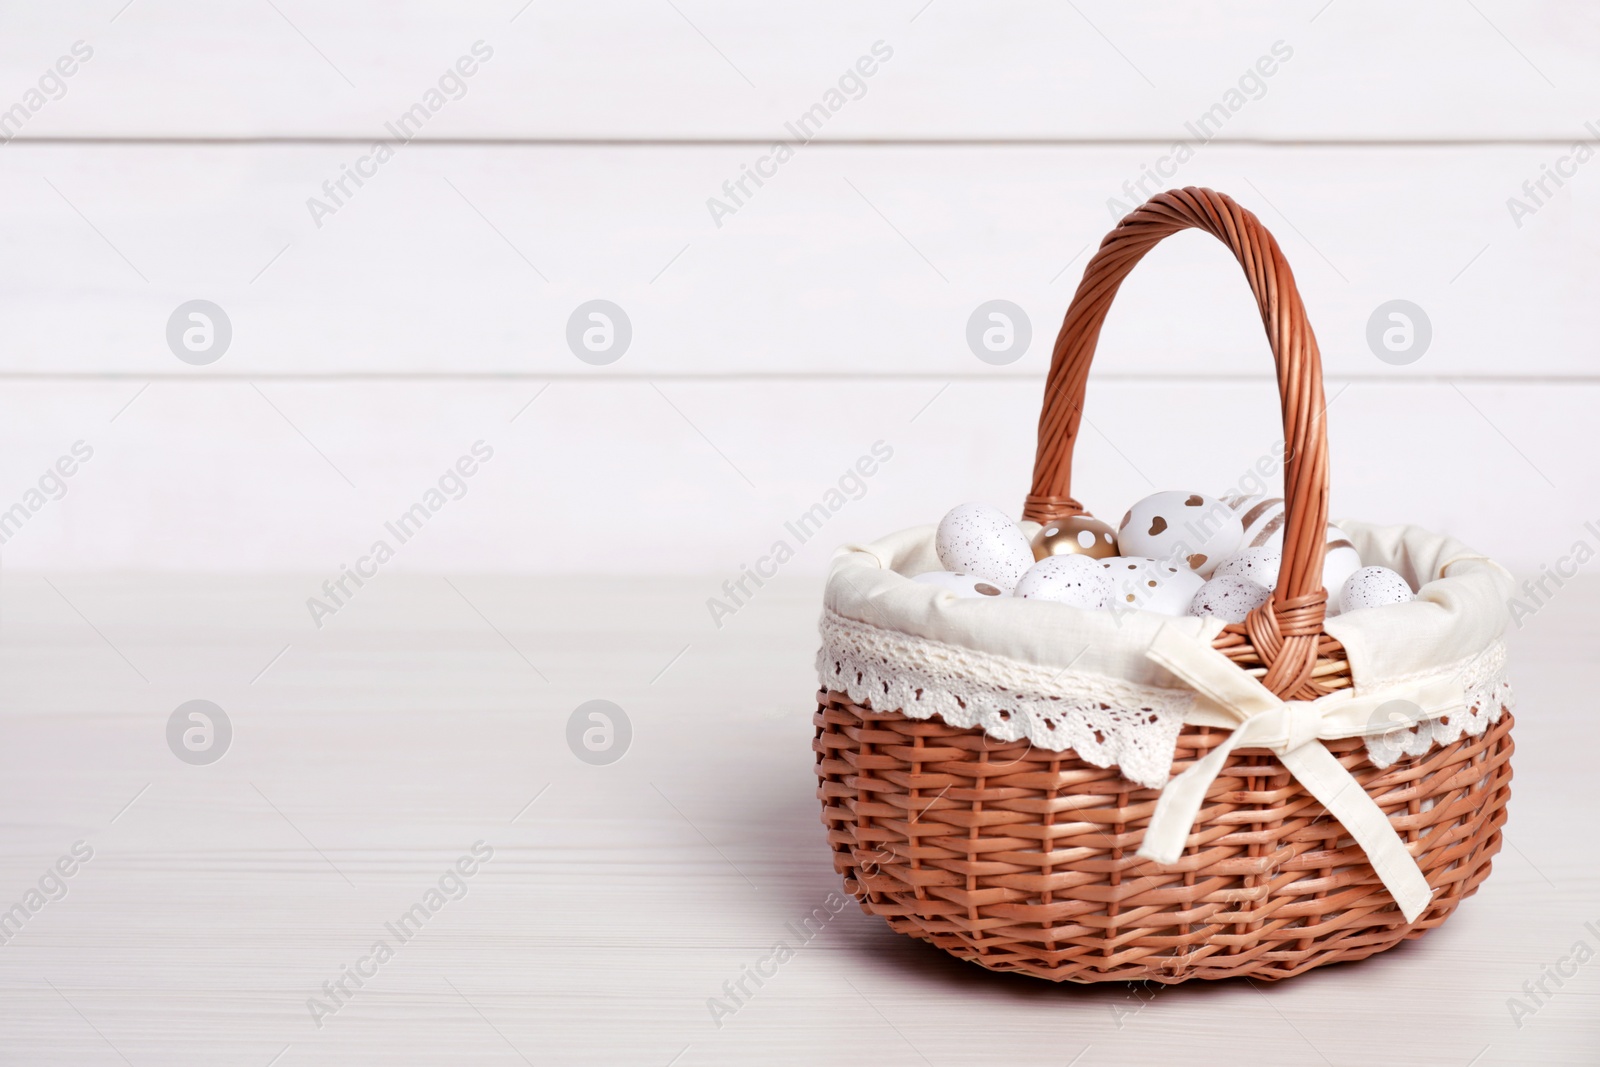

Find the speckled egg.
xmin=1211 ymin=544 xmax=1284 ymax=587
xmin=1188 ymin=575 xmax=1271 ymax=623
xmin=935 ymin=503 xmax=1034 ymax=588
xmin=1117 ymin=491 xmax=1243 ymax=576
xmin=1013 ymin=555 xmax=1114 ymax=608
xmin=1338 ymin=566 xmax=1414 ymax=613
xmin=911 ymin=571 xmax=1011 ymax=598
xmin=1098 ymin=556 xmax=1207 ymax=616
xmin=1030 ymin=514 xmax=1119 ymax=561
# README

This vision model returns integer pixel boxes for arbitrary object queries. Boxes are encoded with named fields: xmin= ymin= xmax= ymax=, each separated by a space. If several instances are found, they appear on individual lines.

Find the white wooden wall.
xmin=1 ymin=1 xmax=1594 ymax=575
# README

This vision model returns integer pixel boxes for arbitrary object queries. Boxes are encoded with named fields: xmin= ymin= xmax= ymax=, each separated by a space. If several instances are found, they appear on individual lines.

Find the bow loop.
xmin=1138 ymin=623 xmax=1451 ymax=924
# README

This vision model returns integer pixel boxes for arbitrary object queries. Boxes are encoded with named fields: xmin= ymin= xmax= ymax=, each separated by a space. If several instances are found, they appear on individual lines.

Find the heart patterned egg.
xmin=1116 ymin=491 xmax=1243 ymax=577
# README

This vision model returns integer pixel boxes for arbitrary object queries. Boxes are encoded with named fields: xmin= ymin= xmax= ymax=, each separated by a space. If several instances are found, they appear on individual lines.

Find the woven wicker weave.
xmin=813 ymin=188 xmax=1513 ymax=983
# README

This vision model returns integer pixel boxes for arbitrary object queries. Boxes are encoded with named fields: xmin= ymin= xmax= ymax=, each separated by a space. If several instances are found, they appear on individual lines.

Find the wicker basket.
xmin=813 ymin=187 xmax=1513 ymax=983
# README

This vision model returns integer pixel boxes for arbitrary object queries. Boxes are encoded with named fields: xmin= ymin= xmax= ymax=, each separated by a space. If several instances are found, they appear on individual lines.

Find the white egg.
xmin=1321 ymin=530 xmax=1363 ymax=612
xmin=1221 ymin=494 xmax=1288 ymax=552
xmin=1098 ymin=556 xmax=1206 ymax=616
xmin=1217 ymin=495 xmax=1363 ymax=596
xmin=935 ymin=503 xmax=1034 ymax=588
xmin=1188 ymin=575 xmax=1271 ymax=623
xmin=1116 ymin=491 xmax=1243 ymax=576
xmin=911 ymin=571 xmax=1011 ymax=598
xmin=1013 ymin=555 xmax=1114 ymax=608
xmin=1212 ymin=545 xmax=1284 ymax=587
xmin=1338 ymin=566 xmax=1414 ymax=613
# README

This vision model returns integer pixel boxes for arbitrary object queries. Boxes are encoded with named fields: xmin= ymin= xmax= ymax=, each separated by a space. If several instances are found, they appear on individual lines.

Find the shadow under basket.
xmin=814 ymin=693 xmax=1513 ymax=984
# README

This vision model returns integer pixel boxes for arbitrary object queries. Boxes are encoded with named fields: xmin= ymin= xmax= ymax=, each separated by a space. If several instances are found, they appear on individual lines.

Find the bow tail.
xmin=1135 ymin=717 xmax=1434 ymax=923
xmin=1136 ymin=725 xmax=1253 ymax=866
xmin=1278 ymin=741 xmax=1434 ymax=923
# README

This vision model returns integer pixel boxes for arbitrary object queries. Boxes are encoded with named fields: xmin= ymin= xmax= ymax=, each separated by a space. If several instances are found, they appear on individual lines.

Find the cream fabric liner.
xmin=822 ymin=519 xmax=1512 ymax=697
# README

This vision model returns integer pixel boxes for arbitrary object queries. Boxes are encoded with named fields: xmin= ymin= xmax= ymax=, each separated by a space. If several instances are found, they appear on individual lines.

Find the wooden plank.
xmin=0 ymin=142 xmax=1591 ymax=378
xmin=0 ymin=571 xmax=1593 ymax=1062
xmin=0 ymin=1 xmax=1592 ymax=140
xmin=0 ymin=377 xmax=1587 ymax=574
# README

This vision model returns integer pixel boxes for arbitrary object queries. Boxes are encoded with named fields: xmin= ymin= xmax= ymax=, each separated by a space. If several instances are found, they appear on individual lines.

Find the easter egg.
xmin=1117 ymin=491 xmax=1243 ymax=577
xmin=1212 ymin=544 xmax=1284 ymax=587
xmin=1188 ymin=575 xmax=1271 ymax=623
xmin=1320 ymin=531 xmax=1363 ymax=614
xmin=1013 ymin=555 xmax=1113 ymax=608
xmin=1338 ymin=566 xmax=1414 ymax=613
xmin=935 ymin=503 xmax=1034 ymax=588
xmin=1098 ymin=556 xmax=1206 ymax=616
xmin=1030 ymin=513 xmax=1119 ymax=561
xmin=911 ymin=571 xmax=1011 ymax=598
xmin=1218 ymin=495 xmax=1362 ymax=597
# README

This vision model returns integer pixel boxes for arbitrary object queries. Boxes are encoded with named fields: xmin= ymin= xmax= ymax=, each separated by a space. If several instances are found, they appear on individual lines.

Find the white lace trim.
xmin=817 ymin=610 xmax=1513 ymax=788
xmin=1363 ymin=642 xmax=1513 ymax=768
xmin=817 ymin=609 xmax=1192 ymax=789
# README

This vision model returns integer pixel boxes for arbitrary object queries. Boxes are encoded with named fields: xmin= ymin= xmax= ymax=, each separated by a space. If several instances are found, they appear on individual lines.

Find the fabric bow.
xmin=1137 ymin=624 xmax=1467 ymax=923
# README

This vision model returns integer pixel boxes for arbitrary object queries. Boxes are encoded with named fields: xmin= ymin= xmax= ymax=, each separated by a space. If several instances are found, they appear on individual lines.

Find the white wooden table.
xmin=0 ymin=572 xmax=1594 ymax=1065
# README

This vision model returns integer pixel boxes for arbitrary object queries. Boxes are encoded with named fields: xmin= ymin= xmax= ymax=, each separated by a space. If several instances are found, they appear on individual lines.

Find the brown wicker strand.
xmin=816 ymin=693 xmax=1513 ymax=983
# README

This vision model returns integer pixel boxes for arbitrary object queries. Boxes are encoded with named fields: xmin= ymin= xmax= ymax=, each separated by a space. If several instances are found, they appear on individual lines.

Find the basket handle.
xmin=1023 ymin=187 xmax=1331 ymax=697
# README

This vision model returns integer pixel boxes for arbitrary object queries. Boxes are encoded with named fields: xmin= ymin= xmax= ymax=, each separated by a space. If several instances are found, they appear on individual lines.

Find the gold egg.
xmin=1031 ymin=514 xmax=1119 ymax=561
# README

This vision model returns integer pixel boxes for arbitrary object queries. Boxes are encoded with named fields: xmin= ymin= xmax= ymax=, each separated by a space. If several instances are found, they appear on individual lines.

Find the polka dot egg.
xmin=1098 ymin=556 xmax=1207 ymax=616
xmin=1030 ymin=514 xmax=1119 ymax=561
